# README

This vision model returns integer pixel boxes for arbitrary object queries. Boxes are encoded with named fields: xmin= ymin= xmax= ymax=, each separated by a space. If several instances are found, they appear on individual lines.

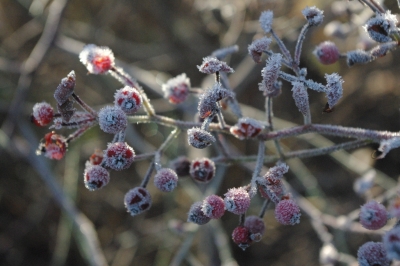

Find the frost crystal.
xmin=259 ymin=10 xmax=273 ymax=33
xmin=248 ymin=37 xmax=272 ymax=63
xmin=325 ymin=73 xmax=343 ymax=109
xmin=302 ymin=6 xmax=324 ymax=26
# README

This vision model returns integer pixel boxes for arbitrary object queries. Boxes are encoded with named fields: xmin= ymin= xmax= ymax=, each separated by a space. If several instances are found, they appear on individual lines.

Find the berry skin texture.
xmin=359 ymin=201 xmax=388 ymax=230
xmin=114 ymin=86 xmax=142 ymax=114
xmin=274 ymin=199 xmax=301 ymax=225
xmin=313 ymin=41 xmax=340 ymax=65
xmin=187 ymin=127 xmax=215 ymax=149
xmin=224 ymin=187 xmax=251 ymax=215
xmin=244 ymin=216 xmax=265 ymax=241
xmin=84 ymin=165 xmax=110 ymax=191
xmin=98 ymin=106 xmax=127 ymax=134
xmin=189 ymin=158 xmax=215 ymax=183
xmin=103 ymin=142 xmax=135 ymax=171
xmin=187 ymin=201 xmax=211 ymax=225
xmin=383 ymin=227 xmax=400 ymax=260
xmin=31 ymin=102 xmax=54 ymax=127
xmin=162 ymin=73 xmax=191 ymax=104
xmin=230 ymin=117 xmax=263 ymax=140
xmin=153 ymin=168 xmax=178 ymax=192
xmin=357 ymin=241 xmax=389 ymax=266
xmin=232 ymin=226 xmax=252 ymax=250
xmin=124 ymin=187 xmax=152 ymax=216
xmin=201 ymin=195 xmax=225 ymax=219
xmin=79 ymin=44 xmax=115 ymax=74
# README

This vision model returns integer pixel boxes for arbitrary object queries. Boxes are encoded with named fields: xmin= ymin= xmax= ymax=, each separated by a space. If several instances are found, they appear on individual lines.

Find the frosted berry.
xmin=103 ymin=142 xmax=135 ymax=171
xmin=162 ymin=73 xmax=191 ymax=104
xmin=89 ymin=149 xmax=103 ymax=165
xmin=197 ymin=57 xmax=234 ymax=74
xmin=364 ymin=12 xmax=396 ymax=43
xmin=189 ymin=158 xmax=215 ymax=183
xmin=201 ymin=195 xmax=225 ymax=219
xmin=187 ymin=127 xmax=215 ymax=149
xmin=357 ymin=241 xmax=389 ymax=266
xmin=169 ymin=156 xmax=191 ymax=177
xmin=230 ymin=117 xmax=263 ymax=140
xmin=274 ymin=199 xmax=301 ymax=225
xmin=224 ymin=187 xmax=251 ymax=215
xmin=258 ymin=163 xmax=288 ymax=203
xmin=124 ymin=187 xmax=152 ymax=216
xmin=187 ymin=201 xmax=211 ymax=225
xmin=313 ymin=41 xmax=340 ymax=65
xmin=31 ymin=102 xmax=54 ymax=127
xmin=114 ymin=86 xmax=142 ymax=114
xmin=154 ymin=168 xmax=178 ymax=192
xmin=84 ymin=165 xmax=110 ymax=191
xmin=244 ymin=216 xmax=265 ymax=241
xmin=359 ymin=200 xmax=388 ymax=230
xmin=389 ymin=197 xmax=400 ymax=218
xmin=383 ymin=227 xmax=400 ymax=260
xmin=98 ymin=106 xmax=127 ymax=134
xmin=79 ymin=44 xmax=115 ymax=74
xmin=232 ymin=226 xmax=252 ymax=250
xmin=36 ymin=132 xmax=67 ymax=160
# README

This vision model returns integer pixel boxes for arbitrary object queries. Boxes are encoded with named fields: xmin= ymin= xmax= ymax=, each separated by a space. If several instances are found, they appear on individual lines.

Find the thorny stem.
xmin=140 ymin=161 xmax=155 ymax=188
xmin=71 ymin=93 xmax=97 ymax=118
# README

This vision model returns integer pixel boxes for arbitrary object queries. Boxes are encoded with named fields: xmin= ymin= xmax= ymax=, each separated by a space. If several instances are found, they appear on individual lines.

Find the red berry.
xmin=89 ymin=149 xmax=104 ymax=165
xmin=98 ymin=106 xmax=127 ymax=134
xmin=124 ymin=187 xmax=152 ymax=216
xmin=189 ymin=158 xmax=215 ymax=183
xmin=79 ymin=44 xmax=115 ymax=74
xmin=230 ymin=117 xmax=263 ymax=140
xmin=232 ymin=226 xmax=252 ymax=250
xmin=162 ymin=73 xmax=190 ymax=104
xmin=114 ymin=86 xmax=142 ymax=114
xmin=357 ymin=241 xmax=389 ymax=266
xmin=31 ymin=102 xmax=54 ymax=127
xmin=37 ymin=132 xmax=67 ymax=160
xmin=274 ymin=199 xmax=301 ymax=225
xmin=154 ymin=168 xmax=178 ymax=192
xmin=244 ymin=216 xmax=265 ymax=241
xmin=84 ymin=165 xmax=110 ymax=191
xmin=224 ymin=187 xmax=251 ymax=215
xmin=313 ymin=41 xmax=340 ymax=65
xmin=201 ymin=195 xmax=225 ymax=219
xmin=359 ymin=200 xmax=388 ymax=230
xmin=187 ymin=201 xmax=211 ymax=225
xmin=103 ymin=142 xmax=135 ymax=171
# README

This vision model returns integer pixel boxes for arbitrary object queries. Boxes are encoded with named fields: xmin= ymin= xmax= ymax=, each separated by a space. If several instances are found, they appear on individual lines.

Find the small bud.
xmin=224 ymin=187 xmax=251 ymax=215
xmin=31 ymin=102 xmax=54 ymax=127
xmin=201 ymin=195 xmax=225 ymax=219
xmin=54 ymin=71 xmax=76 ymax=105
xmin=169 ymin=156 xmax=191 ymax=177
xmin=114 ymin=86 xmax=142 ymax=114
xmin=197 ymin=57 xmax=234 ymax=74
xmin=230 ymin=117 xmax=263 ymax=140
xmin=248 ymin=37 xmax=272 ymax=63
xmin=302 ymin=6 xmax=324 ymax=26
xmin=346 ymin=50 xmax=374 ymax=66
xmin=357 ymin=241 xmax=389 ymax=266
xmin=189 ymin=157 xmax=216 ymax=183
xmin=103 ymin=142 xmax=135 ymax=171
xmin=187 ymin=201 xmax=211 ymax=225
xmin=79 ymin=44 xmax=115 ymax=74
xmin=98 ymin=106 xmax=127 ymax=134
xmin=259 ymin=10 xmax=273 ymax=33
xmin=154 ymin=168 xmax=178 ymax=192
xmin=232 ymin=226 xmax=252 ymax=250
xmin=259 ymin=53 xmax=282 ymax=97
xmin=359 ymin=200 xmax=388 ymax=230
xmin=325 ymin=73 xmax=343 ymax=109
xmin=313 ymin=41 xmax=340 ymax=65
xmin=124 ymin=187 xmax=152 ymax=216
xmin=291 ymin=81 xmax=309 ymax=116
xmin=383 ymin=227 xmax=400 ymax=260
xmin=84 ymin=165 xmax=110 ymax=191
xmin=162 ymin=73 xmax=190 ymax=104
xmin=187 ymin=127 xmax=215 ymax=149
xmin=274 ymin=199 xmax=301 ymax=225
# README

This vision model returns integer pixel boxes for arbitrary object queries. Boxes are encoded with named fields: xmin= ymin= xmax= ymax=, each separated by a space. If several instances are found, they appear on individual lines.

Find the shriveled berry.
xmin=79 ymin=44 xmax=115 ymax=74
xmin=244 ymin=216 xmax=265 ymax=241
xmin=124 ymin=187 xmax=152 ymax=216
xmin=37 ymin=132 xmax=67 ymax=160
xmin=103 ymin=142 xmax=135 ymax=171
xmin=189 ymin=158 xmax=215 ymax=183
xmin=114 ymin=86 xmax=142 ymax=114
xmin=357 ymin=241 xmax=389 ymax=266
xmin=162 ymin=73 xmax=190 ymax=104
xmin=84 ymin=165 xmax=110 ymax=191
xmin=201 ymin=195 xmax=225 ymax=219
xmin=224 ymin=187 xmax=251 ymax=215
xmin=169 ymin=156 xmax=191 ymax=177
xmin=187 ymin=127 xmax=215 ymax=149
xmin=232 ymin=226 xmax=252 ymax=250
xmin=383 ymin=227 xmax=400 ymax=260
xmin=187 ymin=201 xmax=211 ymax=225
xmin=154 ymin=168 xmax=178 ymax=192
xmin=230 ymin=117 xmax=263 ymax=140
xmin=31 ymin=102 xmax=54 ymax=127
xmin=359 ymin=200 xmax=388 ymax=230
xmin=98 ymin=106 xmax=127 ymax=134
xmin=274 ymin=199 xmax=301 ymax=225
xmin=313 ymin=41 xmax=340 ymax=65
xmin=89 ymin=149 xmax=103 ymax=165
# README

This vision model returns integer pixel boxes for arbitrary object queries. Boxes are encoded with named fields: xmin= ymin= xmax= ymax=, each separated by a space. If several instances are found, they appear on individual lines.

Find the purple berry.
xmin=98 ymin=106 xmax=127 ymax=134
xmin=189 ymin=158 xmax=215 ymax=183
xmin=357 ymin=241 xmax=389 ymax=266
xmin=274 ymin=199 xmax=301 ymax=225
xmin=201 ymin=195 xmax=225 ymax=219
xmin=154 ymin=168 xmax=178 ymax=192
xmin=359 ymin=200 xmax=388 ymax=230
xmin=84 ymin=165 xmax=110 ymax=191
xmin=224 ymin=187 xmax=251 ymax=215
xmin=124 ymin=187 xmax=152 ymax=216
xmin=103 ymin=142 xmax=135 ymax=171
xmin=187 ymin=201 xmax=211 ymax=225
xmin=313 ymin=41 xmax=340 ymax=65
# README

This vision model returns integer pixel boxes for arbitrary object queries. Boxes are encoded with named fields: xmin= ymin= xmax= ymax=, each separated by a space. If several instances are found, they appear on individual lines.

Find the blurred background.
xmin=1 ymin=0 xmax=400 ymax=265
